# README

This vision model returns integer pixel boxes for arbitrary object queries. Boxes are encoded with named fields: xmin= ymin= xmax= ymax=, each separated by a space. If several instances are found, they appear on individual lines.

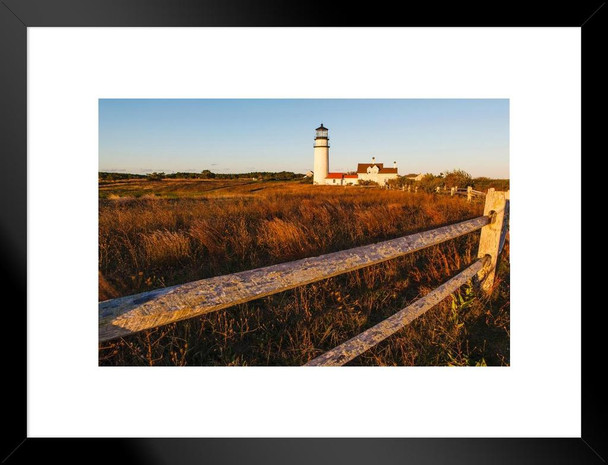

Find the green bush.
xmin=147 ymin=172 xmax=166 ymax=181
xmin=443 ymin=169 xmax=472 ymax=189
xmin=418 ymin=174 xmax=444 ymax=193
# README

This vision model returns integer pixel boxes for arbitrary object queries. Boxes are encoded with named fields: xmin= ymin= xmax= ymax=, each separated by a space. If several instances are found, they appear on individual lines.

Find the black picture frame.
xmin=1 ymin=1 xmax=602 ymax=463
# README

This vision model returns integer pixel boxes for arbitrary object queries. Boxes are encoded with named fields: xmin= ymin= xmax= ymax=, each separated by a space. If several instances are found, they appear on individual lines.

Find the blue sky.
xmin=99 ymin=99 xmax=509 ymax=178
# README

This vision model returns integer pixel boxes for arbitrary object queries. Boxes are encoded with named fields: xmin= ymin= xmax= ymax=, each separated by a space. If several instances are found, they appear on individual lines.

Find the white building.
xmin=312 ymin=124 xmax=399 ymax=186
xmin=356 ymin=157 xmax=399 ymax=185
xmin=324 ymin=172 xmax=359 ymax=185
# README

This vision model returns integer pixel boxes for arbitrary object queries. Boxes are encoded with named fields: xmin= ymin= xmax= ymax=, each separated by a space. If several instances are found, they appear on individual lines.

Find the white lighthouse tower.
xmin=313 ymin=124 xmax=329 ymax=185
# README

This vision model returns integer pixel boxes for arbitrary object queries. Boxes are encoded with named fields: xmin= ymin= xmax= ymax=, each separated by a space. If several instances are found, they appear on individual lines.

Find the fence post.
xmin=477 ymin=188 xmax=509 ymax=293
xmin=407 ymin=185 xmax=411 ymax=192
xmin=467 ymin=186 xmax=472 ymax=202
xmin=435 ymin=186 xmax=441 ymax=193
xmin=450 ymin=187 xmax=455 ymax=196
xmin=414 ymin=185 xmax=418 ymax=193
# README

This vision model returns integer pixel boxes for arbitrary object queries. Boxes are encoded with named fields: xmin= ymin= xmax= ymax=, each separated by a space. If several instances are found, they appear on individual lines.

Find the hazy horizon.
xmin=99 ymin=99 xmax=509 ymax=178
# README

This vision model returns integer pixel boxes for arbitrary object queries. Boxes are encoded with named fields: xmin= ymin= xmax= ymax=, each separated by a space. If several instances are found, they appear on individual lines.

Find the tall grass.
xmin=99 ymin=181 xmax=509 ymax=366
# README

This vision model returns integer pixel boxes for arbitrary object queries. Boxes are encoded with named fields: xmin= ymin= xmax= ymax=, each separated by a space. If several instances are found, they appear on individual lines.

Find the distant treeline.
xmin=99 ymin=172 xmax=147 ymax=181
xmin=99 ymin=170 xmax=306 ymax=182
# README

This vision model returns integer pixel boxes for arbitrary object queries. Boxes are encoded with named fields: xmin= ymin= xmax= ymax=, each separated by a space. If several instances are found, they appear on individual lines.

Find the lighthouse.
xmin=313 ymin=124 xmax=329 ymax=185
xmin=310 ymin=123 xmax=398 ymax=186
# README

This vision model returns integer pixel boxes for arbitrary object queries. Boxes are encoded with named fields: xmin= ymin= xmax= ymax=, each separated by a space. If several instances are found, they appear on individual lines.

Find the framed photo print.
xmin=1 ymin=1 xmax=601 ymax=463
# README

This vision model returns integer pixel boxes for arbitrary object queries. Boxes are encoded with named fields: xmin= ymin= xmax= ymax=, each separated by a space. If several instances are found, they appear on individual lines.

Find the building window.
xmin=333 ymin=179 xmax=336 ymax=184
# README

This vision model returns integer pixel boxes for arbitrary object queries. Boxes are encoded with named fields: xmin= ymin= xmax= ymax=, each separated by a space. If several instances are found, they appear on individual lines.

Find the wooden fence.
xmin=396 ymin=184 xmax=487 ymax=202
xmin=444 ymin=186 xmax=486 ymax=201
xmin=99 ymin=189 xmax=509 ymax=365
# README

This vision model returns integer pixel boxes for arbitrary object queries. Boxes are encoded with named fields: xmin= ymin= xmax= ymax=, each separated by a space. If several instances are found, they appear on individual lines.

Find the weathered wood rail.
xmin=305 ymin=255 xmax=491 ymax=366
xmin=99 ymin=189 xmax=509 ymax=365
xmin=306 ymin=190 xmax=509 ymax=366
xmin=446 ymin=186 xmax=486 ymax=201
xmin=99 ymin=215 xmax=490 ymax=342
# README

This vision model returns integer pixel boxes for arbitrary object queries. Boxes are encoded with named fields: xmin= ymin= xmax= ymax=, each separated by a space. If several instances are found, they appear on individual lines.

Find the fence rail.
xmin=99 ymin=189 xmax=509 ymax=365
xmin=305 ymin=255 xmax=491 ymax=366
xmin=445 ymin=186 xmax=486 ymax=200
xmin=99 ymin=215 xmax=491 ymax=342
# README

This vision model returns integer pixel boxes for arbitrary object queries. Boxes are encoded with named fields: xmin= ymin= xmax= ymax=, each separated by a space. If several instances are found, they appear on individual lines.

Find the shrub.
xmin=147 ymin=172 xmax=166 ymax=181
xmin=472 ymin=177 xmax=510 ymax=191
xmin=418 ymin=174 xmax=443 ymax=193
xmin=443 ymin=169 xmax=472 ymax=189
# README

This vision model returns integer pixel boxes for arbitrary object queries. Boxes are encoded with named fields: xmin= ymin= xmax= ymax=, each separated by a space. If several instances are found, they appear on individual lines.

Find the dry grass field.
xmin=99 ymin=178 xmax=509 ymax=366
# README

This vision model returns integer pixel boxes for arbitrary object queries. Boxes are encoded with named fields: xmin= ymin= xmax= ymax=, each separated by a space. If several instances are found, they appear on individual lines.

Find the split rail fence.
xmin=398 ymin=184 xmax=487 ymax=202
xmin=99 ymin=189 xmax=510 ymax=366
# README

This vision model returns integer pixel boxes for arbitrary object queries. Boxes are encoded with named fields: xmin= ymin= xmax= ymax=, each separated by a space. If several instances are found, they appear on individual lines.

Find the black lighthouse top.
xmin=315 ymin=124 xmax=328 ymax=139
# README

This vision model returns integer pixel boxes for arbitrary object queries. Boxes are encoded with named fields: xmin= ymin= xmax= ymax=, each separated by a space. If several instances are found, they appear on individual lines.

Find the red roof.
xmin=326 ymin=172 xmax=345 ymax=179
xmin=378 ymin=167 xmax=398 ymax=174
xmin=357 ymin=163 xmax=384 ymax=174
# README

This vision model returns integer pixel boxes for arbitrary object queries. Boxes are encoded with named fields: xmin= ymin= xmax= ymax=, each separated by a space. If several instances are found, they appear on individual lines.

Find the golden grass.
xmin=140 ymin=230 xmax=191 ymax=266
xmin=98 ymin=180 xmax=509 ymax=366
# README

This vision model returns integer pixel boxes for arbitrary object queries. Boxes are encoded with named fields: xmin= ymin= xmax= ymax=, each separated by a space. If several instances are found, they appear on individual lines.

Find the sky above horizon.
xmin=99 ymin=99 xmax=509 ymax=178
